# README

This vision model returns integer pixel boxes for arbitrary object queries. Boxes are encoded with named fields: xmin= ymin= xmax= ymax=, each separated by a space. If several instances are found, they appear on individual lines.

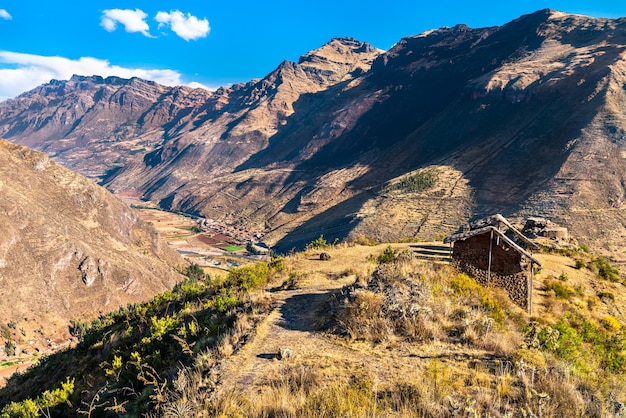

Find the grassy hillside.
xmin=1 ymin=241 xmax=625 ymax=417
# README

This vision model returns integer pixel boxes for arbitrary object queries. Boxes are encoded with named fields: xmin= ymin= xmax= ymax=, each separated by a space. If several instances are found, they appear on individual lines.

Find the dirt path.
xmin=217 ymin=278 xmax=358 ymax=396
xmin=214 ymin=243 xmax=489 ymax=400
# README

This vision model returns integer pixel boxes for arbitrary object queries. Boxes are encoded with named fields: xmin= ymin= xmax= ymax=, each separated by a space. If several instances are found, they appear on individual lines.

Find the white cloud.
xmin=0 ymin=51 xmax=212 ymax=102
xmin=101 ymin=8 xmax=151 ymax=37
xmin=0 ymin=9 xmax=11 ymax=20
xmin=155 ymin=10 xmax=210 ymax=41
xmin=188 ymin=81 xmax=211 ymax=90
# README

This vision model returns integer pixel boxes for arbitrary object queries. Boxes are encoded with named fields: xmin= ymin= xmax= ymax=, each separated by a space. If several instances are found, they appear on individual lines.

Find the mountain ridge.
xmin=2 ymin=11 xmax=626 ymax=255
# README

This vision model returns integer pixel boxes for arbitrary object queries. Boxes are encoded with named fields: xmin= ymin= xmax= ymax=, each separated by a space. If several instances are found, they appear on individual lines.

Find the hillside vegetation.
xmin=1 ymin=241 xmax=625 ymax=417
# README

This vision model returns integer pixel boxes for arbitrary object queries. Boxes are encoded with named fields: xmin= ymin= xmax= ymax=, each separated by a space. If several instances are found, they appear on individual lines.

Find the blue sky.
xmin=0 ymin=1 xmax=625 ymax=101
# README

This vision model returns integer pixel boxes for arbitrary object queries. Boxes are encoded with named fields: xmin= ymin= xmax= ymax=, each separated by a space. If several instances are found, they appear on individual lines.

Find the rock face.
xmin=3 ymin=14 xmax=626 ymax=255
xmin=0 ymin=139 xmax=183 ymax=341
xmin=0 ymin=75 xmax=213 ymax=180
xmin=523 ymin=217 xmax=569 ymax=240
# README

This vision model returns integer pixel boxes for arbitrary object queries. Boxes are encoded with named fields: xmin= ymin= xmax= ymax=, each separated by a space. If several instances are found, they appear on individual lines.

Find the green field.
xmin=222 ymin=245 xmax=244 ymax=252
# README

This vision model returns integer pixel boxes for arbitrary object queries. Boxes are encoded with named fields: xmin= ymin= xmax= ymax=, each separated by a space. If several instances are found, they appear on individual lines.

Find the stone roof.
xmin=443 ymin=214 xmax=541 ymax=266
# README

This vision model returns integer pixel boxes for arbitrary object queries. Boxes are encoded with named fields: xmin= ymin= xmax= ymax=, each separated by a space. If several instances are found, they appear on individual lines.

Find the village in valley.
xmin=133 ymin=204 xmax=269 ymax=274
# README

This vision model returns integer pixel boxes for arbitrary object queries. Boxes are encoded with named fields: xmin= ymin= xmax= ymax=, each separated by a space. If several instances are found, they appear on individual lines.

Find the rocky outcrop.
xmin=523 ymin=217 xmax=569 ymax=240
xmin=78 ymin=256 xmax=98 ymax=286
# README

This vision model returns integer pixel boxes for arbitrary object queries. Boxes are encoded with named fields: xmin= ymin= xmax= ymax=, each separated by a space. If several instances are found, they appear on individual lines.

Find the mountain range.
xmin=2 ymin=9 xmax=626 ymax=255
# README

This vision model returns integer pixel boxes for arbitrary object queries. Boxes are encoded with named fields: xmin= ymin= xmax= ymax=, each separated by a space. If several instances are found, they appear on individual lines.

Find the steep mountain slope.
xmin=0 ymin=76 xmax=214 ymax=180
xmin=2 ymin=12 xmax=626 ymax=255
xmin=104 ymin=38 xmax=382 ymax=195
xmin=109 ymin=10 xmax=626 ymax=254
xmin=0 ymin=139 xmax=183 ymax=347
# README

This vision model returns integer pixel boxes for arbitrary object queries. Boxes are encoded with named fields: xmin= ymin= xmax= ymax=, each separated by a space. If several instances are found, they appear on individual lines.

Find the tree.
xmin=4 ymin=339 xmax=15 ymax=357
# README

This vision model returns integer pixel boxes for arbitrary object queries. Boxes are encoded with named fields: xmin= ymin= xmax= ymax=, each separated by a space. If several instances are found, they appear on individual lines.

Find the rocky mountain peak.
xmin=298 ymin=37 xmax=382 ymax=77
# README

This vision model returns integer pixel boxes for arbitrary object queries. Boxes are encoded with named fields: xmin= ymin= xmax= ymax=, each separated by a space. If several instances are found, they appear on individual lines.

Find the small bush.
xmin=246 ymin=242 xmax=262 ymax=255
xmin=1 ymin=377 xmax=75 ymax=418
xmin=598 ymin=291 xmax=615 ymax=301
xmin=269 ymin=256 xmax=285 ymax=272
xmin=351 ymin=234 xmax=378 ymax=246
xmin=306 ymin=235 xmax=332 ymax=250
xmin=425 ymin=358 xmax=455 ymax=402
xmin=480 ymin=293 xmax=505 ymax=327
xmin=513 ymin=347 xmax=547 ymax=369
xmin=545 ymin=279 xmax=574 ymax=300
xmin=601 ymin=315 xmax=621 ymax=332
xmin=300 ymin=376 xmax=377 ymax=416
xmin=225 ymin=262 xmax=271 ymax=292
xmin=377 ymin=246 xmax=398 ymax=264
xmin=338 ymin=290 xmax=388 ymax=342
xmin=450 ymin=274 xmax=482 ymax=298
xmin=211 ymin=293 xmax=242 ymax=313
xmin=4 ymin=340 xmax=15 ymax=357
xmin=591 ymin=257 xmax=621 ymax=282
xmin=69 ymin=319 xmax=90 ymax=341
xmin=184 ymin=262 xmax=206 ymax=281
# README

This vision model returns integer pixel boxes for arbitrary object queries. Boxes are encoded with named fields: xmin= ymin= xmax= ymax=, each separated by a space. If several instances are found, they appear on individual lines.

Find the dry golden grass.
xmin=153 ymin=242 xmax=626 ymax=417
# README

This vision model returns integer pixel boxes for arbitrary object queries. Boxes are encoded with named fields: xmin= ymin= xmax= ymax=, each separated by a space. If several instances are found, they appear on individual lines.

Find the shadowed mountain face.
xmin=3 ymin=12 xmax=626 ymax=254
xmin=0 ymin=139 xmax=183 ymax=341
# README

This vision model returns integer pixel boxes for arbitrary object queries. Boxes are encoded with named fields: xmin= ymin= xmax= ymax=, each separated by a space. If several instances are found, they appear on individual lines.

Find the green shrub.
xmin=269 ymin=256 xmax=285 ymax=273
xmin=387 ymin=170 xmax=439 ymax=193
xmin=4 ymin=340 xmax=15 ymax=357
xmin=225 ymin=262 xmax=271 ymax=292
xmin=142 ymin=314 xmax=180 ymax=344
xmin=174 ymin=278 xmax=209 ymax=301
xmin=524 ymin=321 xmax=560 ymax=351
xmin=552 ymin=319 xmax=586 ymax=368
xmin=591 ymin=257 xmax=621 ymax=282
xmin=601 ymin=315 xmax=621 ymax=332
xmin=184 ymin=262 xmax=206 ymax=281
xmin=529 ymin=312 xmax=626 ymax=376
xmin=480 ymin=293 xmax=505 ymax=326
xmin=246 ymin=242 xmax=262 ymax=255
xmin=545 ymin=279 xmax=574 ymax=300
xmin=598 ymin=291 xmax=615 ymax=301
xmin=211 ymin=293 xmax=242 ymax=313
xmin=1 ymin=398 xmax=39 ymax=418
xmin=306 ymin=235 xmax=330 ymax=250
xmin=377 ymin=246 xmax=398 ymax=264
xmin=69 ymin=319 xmax=89 ymax=341
xmin=1 ymin=377 xmax=74 ymax=418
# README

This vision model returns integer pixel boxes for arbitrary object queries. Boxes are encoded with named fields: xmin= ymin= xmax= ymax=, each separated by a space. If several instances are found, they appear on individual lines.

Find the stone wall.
xmin=452 ymin=234 xmax=529 ymax=309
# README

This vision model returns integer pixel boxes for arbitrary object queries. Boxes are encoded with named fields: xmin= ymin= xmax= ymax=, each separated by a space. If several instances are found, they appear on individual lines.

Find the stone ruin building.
xmin=444 ymin=214 xmax=541 ymax=314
